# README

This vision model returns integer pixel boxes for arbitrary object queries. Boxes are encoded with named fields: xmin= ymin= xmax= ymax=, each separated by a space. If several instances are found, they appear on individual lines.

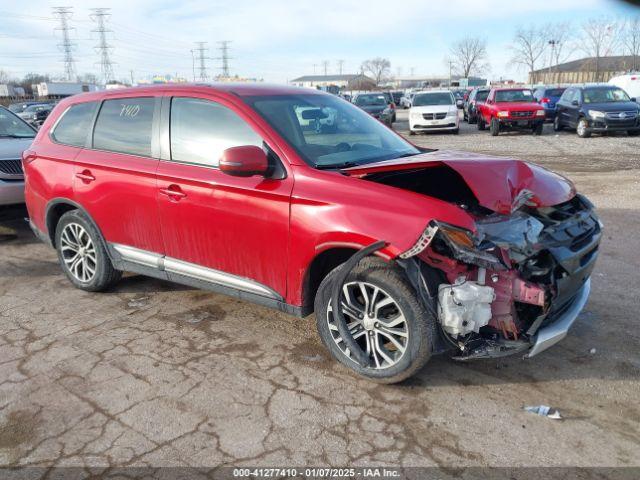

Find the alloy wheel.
xmin=326 ymin=281 xmax=409 ymax=369
xmin=59 ymin=222 xmax=97 ymax=283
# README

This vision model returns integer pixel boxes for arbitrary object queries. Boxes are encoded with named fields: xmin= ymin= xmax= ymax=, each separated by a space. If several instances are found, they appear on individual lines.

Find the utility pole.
xmin=90 ymin=8 xmax=115 ymax=85
xmin=548 ymin=39 xmax=558 ymax=83
xmin=448 ymin=60 xmax=454 ymax=88
xmin=313 ymin=63 xmax=317 ymax=74
xmin=190 ymin=49 xmax=196 ymax=81
xmin=216 ymin=40 xmax=232 ymax=79
xmin=337 ymin=59 xmax=345 ymax=75
xmin=52 ymin=6 xmax=76 ymax=81
xmin=321 ymin=60 xmax=330 ymax=76
xmin=193 ymin=42 xmax=209 ymax=82
xmin=130 ymin=70 xmax=134 ymax=86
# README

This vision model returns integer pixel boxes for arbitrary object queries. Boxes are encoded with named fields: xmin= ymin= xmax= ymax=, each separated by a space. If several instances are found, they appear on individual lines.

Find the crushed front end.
xmin=403 ymin=193 xmax=602 ymax=360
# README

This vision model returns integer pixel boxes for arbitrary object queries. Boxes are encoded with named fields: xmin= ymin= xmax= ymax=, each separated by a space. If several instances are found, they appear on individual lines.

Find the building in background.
xmin=290 ymin=74 xmax=375 ymax=90
xmin=34 ymin=82 xmax=99 ymax=99
xmin=0 ymin=85 xmax=26 ymax=97
xmin=390 ymin=75 xmax=487 ymax=89
xmin=530 ymin=56 xmax=639 ymax=84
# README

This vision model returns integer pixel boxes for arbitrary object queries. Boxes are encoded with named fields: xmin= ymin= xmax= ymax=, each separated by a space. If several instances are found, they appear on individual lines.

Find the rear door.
xmin=557 ymin=88 xmax=574 ymax=126
xmin=156 ymin=94 xmax=293 ymax=299
xmin=73 ymin=96 xmax=164 ymax=254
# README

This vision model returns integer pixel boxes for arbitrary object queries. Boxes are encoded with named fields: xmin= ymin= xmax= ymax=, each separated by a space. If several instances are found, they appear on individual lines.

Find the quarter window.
xmin=93 ymin=97 xmax=156 ymax=157
xmin=51 ymin=102 xmax=98 ymax=147
xmin=170 ymin=97 xmax=262 ymax=167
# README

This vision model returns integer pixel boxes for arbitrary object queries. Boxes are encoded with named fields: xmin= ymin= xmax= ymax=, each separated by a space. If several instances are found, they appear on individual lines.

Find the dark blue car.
xmin=533 ymin=86 xmax=567 ymax=120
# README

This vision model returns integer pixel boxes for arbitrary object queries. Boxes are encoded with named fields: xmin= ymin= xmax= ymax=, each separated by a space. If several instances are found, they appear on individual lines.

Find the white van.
xmin=608 ymin=74 xmax=640 ymax=102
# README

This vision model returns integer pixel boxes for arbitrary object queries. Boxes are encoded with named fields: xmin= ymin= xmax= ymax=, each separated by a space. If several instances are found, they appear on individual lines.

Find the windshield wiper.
xmin=0 ymin=134 xmax=34 ymax=139
xmin=316 ymin=161 xmax=360 ymax=170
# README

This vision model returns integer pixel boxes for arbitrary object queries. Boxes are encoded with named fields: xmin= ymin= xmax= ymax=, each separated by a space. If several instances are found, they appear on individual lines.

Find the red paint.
xmin=25 ymin=84 xmax=576 ymax=310
xmin=219 ymin=145 xmax=269 ymax=177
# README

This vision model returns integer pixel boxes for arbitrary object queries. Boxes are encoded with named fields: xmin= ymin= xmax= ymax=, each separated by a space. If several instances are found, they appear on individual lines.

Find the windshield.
xmin=8 ymin=104 xmax=25 ymax=113
xmin=25 ymin=105 xmax=50 ymax=113
xmin=476 ymin=90 xmax=490 ymax=102
xmin=545 ymin=88 xmax=565 ymax=97
xmin=245 ymin=94 xmax=419 ymax=169
xmin=583 ymin=87 xmax=630 ymax=104
xmin=495 ymin=90 xmax=534 ymax=102
xmin=413 ymin=92 xmax=454 ymax=106
xmin=0 ymin=109 xmax=36 ymax=138
xmin=354 ymin=94 xmax=387 ymax=107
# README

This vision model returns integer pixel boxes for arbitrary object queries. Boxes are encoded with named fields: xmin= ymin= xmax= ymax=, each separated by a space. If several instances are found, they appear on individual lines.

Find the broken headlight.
xmin=436 ymin=223 xmax=505 ymax=269
xmin=400 ymin=221 xmax=505 ymax=269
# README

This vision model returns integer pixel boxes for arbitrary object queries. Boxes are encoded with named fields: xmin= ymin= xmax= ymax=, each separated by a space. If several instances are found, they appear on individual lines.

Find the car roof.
xmin=414 ymin=90 xmax=452 ymax=95
xmin=61 ymin=83 xmax=324 ymax=105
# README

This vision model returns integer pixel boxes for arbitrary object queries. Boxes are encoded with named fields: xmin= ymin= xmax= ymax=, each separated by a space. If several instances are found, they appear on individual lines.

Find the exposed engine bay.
xmin=364 ymin=165 xmax=602 ymax=360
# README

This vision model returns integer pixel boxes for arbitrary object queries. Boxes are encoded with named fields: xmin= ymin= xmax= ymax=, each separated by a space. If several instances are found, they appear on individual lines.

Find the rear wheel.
xmin=477 ymin=116 xmax=486 ymax=130
xmin=490 ymin=118 xmax=500 ymax=136
xmin=55 ymin=210 xmax=122 ymax=291
xmin=315 ymin=258 xmax=435 ymax=384
xmin=577 ymin=118 xmax=591 ymax=138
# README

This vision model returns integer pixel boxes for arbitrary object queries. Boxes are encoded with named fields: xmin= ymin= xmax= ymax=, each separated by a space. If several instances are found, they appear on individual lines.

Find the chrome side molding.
xmin=111 ymin=243 xmax=282 ymax=300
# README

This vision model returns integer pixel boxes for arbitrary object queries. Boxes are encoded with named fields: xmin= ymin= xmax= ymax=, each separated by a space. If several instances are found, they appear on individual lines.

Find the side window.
xmin=93 ymin=97 xmax=156 ymax=157
xmin=561 ymin=89 xmax=574 ymax=103
xmin=51 ymin=102 xmax=98 ymax=147
xmin=170 ymin=97 xmax=262 ymax=167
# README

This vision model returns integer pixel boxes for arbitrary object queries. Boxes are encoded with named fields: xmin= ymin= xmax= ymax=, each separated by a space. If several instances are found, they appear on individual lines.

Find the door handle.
xmin=75 ymin=170 xmax=96 ymax=183
xmin=159 ymin=185 xmax=187 ymax=200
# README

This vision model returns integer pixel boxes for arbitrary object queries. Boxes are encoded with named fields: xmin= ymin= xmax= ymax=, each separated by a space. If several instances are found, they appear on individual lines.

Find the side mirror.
xmin=631 ymin=97 xmax=637 ymax=103
xmin=571 ymin=100 xmax=580 ymax=106
xmin=219 ymin=145 xmax=268 ymax=177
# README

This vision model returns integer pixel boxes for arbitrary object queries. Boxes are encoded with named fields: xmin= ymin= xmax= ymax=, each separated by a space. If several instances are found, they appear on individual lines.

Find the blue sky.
xmin=1 ymin=0 xmax=638 ymax=84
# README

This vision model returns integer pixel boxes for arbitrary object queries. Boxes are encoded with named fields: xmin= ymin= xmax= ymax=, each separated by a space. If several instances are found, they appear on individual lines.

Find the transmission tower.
xmin=194 ymin=42 xmax=210 ymax=81
xmin=52 ymin=6 xmax=76 ymax=81
xmin=337 ymin=59 xmax=345 ymax=75
xmin=90 ymin=8 xmax=115 ymax=85
xmin=216 ymin=41 xmax=232 ymax=78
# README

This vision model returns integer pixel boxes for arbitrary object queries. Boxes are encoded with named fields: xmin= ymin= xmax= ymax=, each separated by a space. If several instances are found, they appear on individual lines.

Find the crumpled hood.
xmin=342 ymin=150 xmax=576 ymax=214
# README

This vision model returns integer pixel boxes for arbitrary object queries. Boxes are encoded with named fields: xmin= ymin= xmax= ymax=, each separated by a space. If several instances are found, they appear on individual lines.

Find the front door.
xmin=156 ymin=95 xmax=293 ymax=299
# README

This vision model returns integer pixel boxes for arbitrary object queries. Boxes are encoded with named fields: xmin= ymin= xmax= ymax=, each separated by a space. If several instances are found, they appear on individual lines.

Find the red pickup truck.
xmin=477 ymin=88 xmax=546 ymax=136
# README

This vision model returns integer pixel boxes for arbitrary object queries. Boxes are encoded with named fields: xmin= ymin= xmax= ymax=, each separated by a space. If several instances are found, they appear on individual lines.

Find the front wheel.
xmin=553 ymin=115 xmax=563 ymax=131
xmin=490 ymin=118 xmax=500 ymax=136
xmin=314 ymin=258 xmax=435 ymax=384
xmin=55 ymin=210 xmax=122 ymax=291
xmin=577 ymin=118 xmax=591 ymax=138
xmin=532 ymin=122 xmax=543 ymax=135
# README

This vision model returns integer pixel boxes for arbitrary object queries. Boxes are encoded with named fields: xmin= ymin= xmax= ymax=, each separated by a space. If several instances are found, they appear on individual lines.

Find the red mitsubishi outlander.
xmin=24 ymin=84 xmax=601 ymax=383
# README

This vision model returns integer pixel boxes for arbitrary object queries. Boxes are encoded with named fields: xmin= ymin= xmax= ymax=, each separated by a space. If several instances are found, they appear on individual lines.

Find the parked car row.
xmin=462 ymin=84 xmax=640 ymax=138
xmin=8 ymin=101 xmax=55 ymax=128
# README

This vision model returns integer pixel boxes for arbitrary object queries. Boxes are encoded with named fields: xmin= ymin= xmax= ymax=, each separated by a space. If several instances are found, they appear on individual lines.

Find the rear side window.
xmin=93 ymin=98 xmax=156 ymax=157
xmin=51 ymin=102 xmax=98 ymax=147
xmin=170 ymin=97 xmax=262 ymax=167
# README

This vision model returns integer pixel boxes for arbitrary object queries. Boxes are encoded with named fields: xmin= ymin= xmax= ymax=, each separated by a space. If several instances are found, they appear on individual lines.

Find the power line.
xmin=52 ymin=6 xmax=76 ymax=81
xmin=216 ymin=40 xmax=232 ymax=78
xmin=193 ymin=42 xmax=210 ymax=81
xmin=90 ymin=8 xmax=115 ymax=84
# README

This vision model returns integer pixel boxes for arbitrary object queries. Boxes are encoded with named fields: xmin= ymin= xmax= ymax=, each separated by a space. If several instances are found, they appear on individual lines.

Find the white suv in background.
xmin=409 ymin=90 xmax=459 ymax=134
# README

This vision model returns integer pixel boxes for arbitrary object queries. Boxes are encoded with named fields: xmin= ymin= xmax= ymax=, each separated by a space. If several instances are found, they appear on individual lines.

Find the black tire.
xmin=409 ymin=130 xmax=416 ymax=135
xmin=463 ymin=111 xmax=468 ymax=122
xmin=469 ymin=113 xmax=477 ymax=124
xmin=477 ymin=117 xmax=486 ymax=130
xmin=55 ymin=210 xmax=122 ymax=292
xmin=490 ymin=118 xmax=500 ymax=136
xmin=314 ymin=258 xmax=435 ymax=384
xmin=533 ymin=122 xmax=543 ymax=135
xmin=628 ymin=130 xmax=640 ymax=136
xmin=553 ymin=115 xmax=563 ymax=131
xmin=577 ymin=117 xmax=591 ymax=138
xmin=452 ymin=127 xmax=459 ymax=135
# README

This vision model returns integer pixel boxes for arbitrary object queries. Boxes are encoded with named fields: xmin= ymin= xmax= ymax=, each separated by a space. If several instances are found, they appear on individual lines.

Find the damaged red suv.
xmin=24 ymin=84 xmax=601 ymax=383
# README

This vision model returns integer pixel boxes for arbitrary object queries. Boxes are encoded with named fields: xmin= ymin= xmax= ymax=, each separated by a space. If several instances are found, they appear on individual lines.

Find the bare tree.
xmin=547 ymin=23 xmax=576 ymax=67
xmin=510 ymin=25 xmax=549 ymax=83
xmin=580 ymin=18 xmax=619 ymax=81
xmin=361 ymin=57 xmax=391 ymax=86
xmin=448 ymin=36 xmax=488 ymax=78
xmin=0 ymin=70 xmax=11 ymax=84
xmin=623 ymin=16 xmax=640 ymax=71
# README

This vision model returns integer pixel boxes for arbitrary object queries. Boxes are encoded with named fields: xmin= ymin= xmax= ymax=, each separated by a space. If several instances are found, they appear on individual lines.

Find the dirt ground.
xmin=1 ymin=111 xmax=639 ymax=472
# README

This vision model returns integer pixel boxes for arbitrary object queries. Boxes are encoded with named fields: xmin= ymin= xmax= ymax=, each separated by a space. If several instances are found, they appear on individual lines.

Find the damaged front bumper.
xmin=526 ymin=278 xmax=590 ymax=357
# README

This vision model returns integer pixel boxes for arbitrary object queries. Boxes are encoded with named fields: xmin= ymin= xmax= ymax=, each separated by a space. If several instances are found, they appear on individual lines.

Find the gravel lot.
xmin=1 ymin=109 xmax=639 ymax=472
